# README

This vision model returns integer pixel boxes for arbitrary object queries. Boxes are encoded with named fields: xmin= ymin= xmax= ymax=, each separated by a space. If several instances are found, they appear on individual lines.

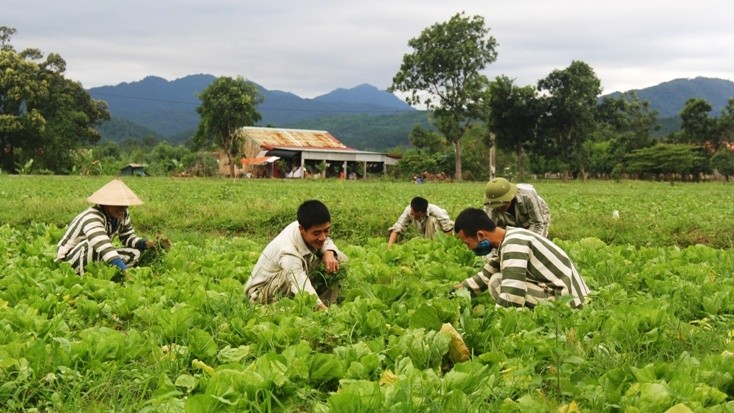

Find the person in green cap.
xmin=483 ymin=177 xmax=550 ymax=237
xmin=56 ymin=179 xmax=169 ymax=275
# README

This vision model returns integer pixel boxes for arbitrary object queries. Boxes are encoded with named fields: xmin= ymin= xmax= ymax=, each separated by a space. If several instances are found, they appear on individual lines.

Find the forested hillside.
xmin=603 ymin=76 xmax=734 ymax=118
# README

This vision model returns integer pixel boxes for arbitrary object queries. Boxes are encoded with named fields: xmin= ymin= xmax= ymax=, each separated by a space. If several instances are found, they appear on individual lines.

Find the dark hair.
xmin=454 ymin=208 xmax=496 ymax=237
xmin=297 ymin=200 xmax=331 ymax=229
xmin=410 ymin=196 xmax=429 ymax=213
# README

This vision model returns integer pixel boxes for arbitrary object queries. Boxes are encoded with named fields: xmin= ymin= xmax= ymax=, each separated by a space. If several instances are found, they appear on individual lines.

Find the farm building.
xmin=120 ymin=163 xmax=147 ymax=177
xmin=219 ymin=127 xmax=399 ymax=179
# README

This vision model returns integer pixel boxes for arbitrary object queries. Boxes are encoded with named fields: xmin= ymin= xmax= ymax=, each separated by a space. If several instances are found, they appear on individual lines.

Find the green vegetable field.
xmin=1 ymin=175 xmax=734 ymax=412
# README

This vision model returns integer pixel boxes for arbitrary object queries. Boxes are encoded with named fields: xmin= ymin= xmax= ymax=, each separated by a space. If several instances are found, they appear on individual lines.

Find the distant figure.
xmin=244 ymin=200 xmax=348 ymax=311
xmin=387 ymin=196 xmax=453 ymax=247
xmin=56 ymin=179 xmax=169 ymax=275
xmin=483 ymin=177 xmax=551 ymax=237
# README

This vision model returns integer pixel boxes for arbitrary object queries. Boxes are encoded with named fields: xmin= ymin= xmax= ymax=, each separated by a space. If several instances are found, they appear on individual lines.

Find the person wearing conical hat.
xmin=483 ymin=177 xmax=551 ymax=238
xmin=56 ymin=179 xmax=167 ymax=275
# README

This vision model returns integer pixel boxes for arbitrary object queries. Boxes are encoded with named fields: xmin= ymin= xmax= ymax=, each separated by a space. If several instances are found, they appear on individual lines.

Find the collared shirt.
xmin=56 ymin=205 xmax=144 ymax=263
xmin=462 ymin=227 xmax=590 ymax=309
xmin=244 ymin=221 xmax=346 ymax=305
xmin=484 ymin=184 xmax=550 ymax=236
xmin=388 ymin=203 xmax=454 ymax=235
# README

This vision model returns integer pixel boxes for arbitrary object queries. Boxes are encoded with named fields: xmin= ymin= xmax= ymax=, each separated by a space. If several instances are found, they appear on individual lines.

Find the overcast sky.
xmin=6 ymin=0 xmax=733 ymax=100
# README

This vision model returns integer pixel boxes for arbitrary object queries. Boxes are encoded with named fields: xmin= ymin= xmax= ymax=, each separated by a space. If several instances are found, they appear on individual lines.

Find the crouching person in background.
xmin=244 ymin=200 xmax=348 ymax=311
xmin=452 ymin=208 xmax=590 ymax=309
xmin=56 ymin=179 xmax=169 ymax=275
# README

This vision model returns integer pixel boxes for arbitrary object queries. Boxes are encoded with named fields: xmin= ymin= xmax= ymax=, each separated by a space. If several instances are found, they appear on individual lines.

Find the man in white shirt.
xmin=244 ymin=200 xmax=347 ymax=311
xmin=387 ymin=196 xmax=454 ymax=247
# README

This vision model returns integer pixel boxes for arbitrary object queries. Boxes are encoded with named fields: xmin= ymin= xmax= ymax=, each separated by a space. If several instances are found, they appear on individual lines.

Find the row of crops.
xmin=1 ymin=176 xmax=734 ymax=411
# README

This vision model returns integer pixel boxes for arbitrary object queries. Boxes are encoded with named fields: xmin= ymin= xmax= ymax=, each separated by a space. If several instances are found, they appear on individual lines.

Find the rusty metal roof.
xmin=239 ymin=127 xmax=351 ymax=150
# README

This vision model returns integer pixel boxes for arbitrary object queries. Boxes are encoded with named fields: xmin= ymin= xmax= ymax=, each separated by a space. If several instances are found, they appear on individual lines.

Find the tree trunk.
xmin=489 ymin=132 xmax=496 ymax=180
xmin=517 ymin=145 xmax=526 ymax=182
xmin=228 ymin=153 xmax=236 ymax=178
xmin=454 ymin=140 xmax=463 ymax=181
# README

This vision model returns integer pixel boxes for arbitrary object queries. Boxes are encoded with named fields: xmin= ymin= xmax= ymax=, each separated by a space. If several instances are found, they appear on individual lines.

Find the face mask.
xmin=473 ymin=239 xmax=493 ymax=256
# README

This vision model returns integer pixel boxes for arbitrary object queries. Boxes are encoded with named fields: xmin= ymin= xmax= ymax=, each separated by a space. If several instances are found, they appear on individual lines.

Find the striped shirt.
xmin=244 ymin=221 xmax=347 ymax=306
xmin=389 ymin=203 xmax=454 ymax=235
xmin=484 ymin=184 xmax=550 ymax=237
xmin=56 ymin=205 xmax=144 ymax=264
xmin=462 ymin=227 xmax=590 ymax=308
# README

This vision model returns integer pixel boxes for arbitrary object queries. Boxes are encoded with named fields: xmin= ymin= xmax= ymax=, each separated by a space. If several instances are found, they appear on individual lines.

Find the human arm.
xmin=320 ymin=237 xmax=347 ymax=273
xmin=387 ymin=206 xmax=413 ymax=246
xmin=518 ymin=190 xmax=549 ymax=236
xmin=83 ymin=215 xmax=127 ymax=268
xmin=387 ymin=230 xmax=400 ymax=247
xmin=430 ymin=204 xmax=455 ymax=234
xmin=279 ymin=253 xmax=325 ymax=308
xmin=456 ymin=256 xmax=501 ymax=295
xmin=117 ymin=212 xmax=146 ymax=249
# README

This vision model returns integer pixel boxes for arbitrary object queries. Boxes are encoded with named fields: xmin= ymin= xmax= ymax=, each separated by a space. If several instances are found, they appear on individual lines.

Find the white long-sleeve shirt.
xmin=244 ymin=221 xmax=347 ymax=305
xmin=388 ymin=203 xmax=454 ymax=235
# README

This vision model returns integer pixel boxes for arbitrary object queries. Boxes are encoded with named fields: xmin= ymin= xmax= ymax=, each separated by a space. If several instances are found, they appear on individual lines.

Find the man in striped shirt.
xmin=244 ymin=200 xmax=348 ymax=311
xmin=56 ymin=179 xmax=165 ymax=275
xmin=452 ymin=208 xmax=589 ymax=309
xmin=387 ymin=196 xmax=454 ymax=247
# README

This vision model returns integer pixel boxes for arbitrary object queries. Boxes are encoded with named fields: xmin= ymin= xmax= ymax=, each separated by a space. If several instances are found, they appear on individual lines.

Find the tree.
xmin=595 ymin=92 xmax=659 ymax=175
xmin=678 ymin=98 xmax=715 ymax=147
xmin=194 ymin=76 xmax=263 ymax=178
xmin=624 ymin=143 xmax=705 ymax=183
xmin=483 ymin=76 xmax=542 ymax=181
xmin=389 ymin=12 xmax=497 ymax=181
xmin=714 ymin=97 xmax=734 ymax=148
xmin=537 ymin=60 xmax=601 ymax=180
xmin=0 ymin=26 xmax=109 ymax=173
xmin=711 ymin=148 xmax=734 ymax=180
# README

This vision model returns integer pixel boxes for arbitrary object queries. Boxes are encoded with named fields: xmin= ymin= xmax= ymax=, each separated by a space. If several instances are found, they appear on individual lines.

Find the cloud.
xmin=5 ymin=0 xmax=734 ymax=97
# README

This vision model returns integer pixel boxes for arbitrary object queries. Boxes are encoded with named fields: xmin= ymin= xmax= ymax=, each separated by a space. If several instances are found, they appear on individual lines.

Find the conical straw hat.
xmin=86 ymin=179 xmax=144 ymax=206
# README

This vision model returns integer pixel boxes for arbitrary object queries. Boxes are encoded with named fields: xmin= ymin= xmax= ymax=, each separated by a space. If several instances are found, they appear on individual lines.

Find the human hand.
xmin=322 ymin=250 xmax=339 ymax=273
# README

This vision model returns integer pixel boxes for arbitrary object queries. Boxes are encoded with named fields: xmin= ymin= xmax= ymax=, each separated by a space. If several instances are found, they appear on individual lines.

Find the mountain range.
xmin=89 ymin=75 xmax=734 ymax=151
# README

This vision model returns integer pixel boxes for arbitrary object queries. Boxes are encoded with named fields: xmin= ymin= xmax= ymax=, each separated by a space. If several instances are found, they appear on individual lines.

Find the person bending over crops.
xmin=244 ymin=200 xmax=348 ymax=311
xmin=56 ymin=179 xmax=169 ymax=275
xmin=452 ymin=208 xmax=590 ymax=309
xmin=483 ymin=177 xmax=551 ymax=238
xmin=387 ymin=196 xmax=454 ymax=247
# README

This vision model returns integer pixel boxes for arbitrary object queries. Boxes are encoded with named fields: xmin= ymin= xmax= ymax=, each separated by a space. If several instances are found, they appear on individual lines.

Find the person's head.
xmin=454 ymin=208 xmax=498 ymax=256
xmin=483 ymin=178 xmax=517 ymax=210
xmin=86 ymin=179 xmax=143 ymax=219
xmin=297 ymin=200 xmax=331 ymax=249
xmin=409 ymin=196 xmax=429 ymax=219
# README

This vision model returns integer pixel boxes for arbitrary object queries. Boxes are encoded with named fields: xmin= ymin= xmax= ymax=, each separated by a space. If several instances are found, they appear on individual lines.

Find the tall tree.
xmin=0 ymin=26 xmax=108 ymax=173
xmin=193 ymin=76 xmax=263 ymax=178
xmin=678 ymin=98 xmax=715 ymax=147
xmin=389 ymin=12 xmax=497 ymax=181
xmin=596 ymin=92 xmax=659 ymax=172
xmin=483 ymin=75 xmax=541 ymax=181
xmin=537 ymin=60 xmax=601 ymax=180
xmin=716 ymin=97 xmax=734 ymax=147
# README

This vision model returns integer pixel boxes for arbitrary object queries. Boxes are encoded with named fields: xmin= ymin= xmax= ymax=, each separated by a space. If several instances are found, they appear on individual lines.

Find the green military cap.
xmin=483 ymin=177 xmax=517 ymax=207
